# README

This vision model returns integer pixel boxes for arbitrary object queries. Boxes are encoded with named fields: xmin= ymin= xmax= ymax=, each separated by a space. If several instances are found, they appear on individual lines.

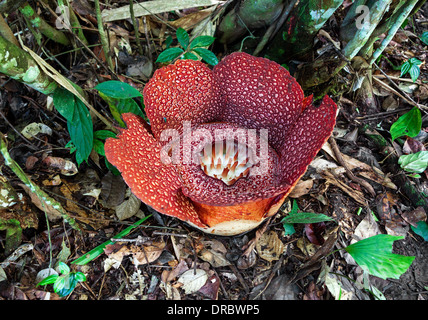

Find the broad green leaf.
xmin=409 ymin=64 xmax=420 ymax=82
xmin=71 ymin=215 xmax=152 ymax=265
xmin=398 ymin=150 xmax=428 ymax=173
xmin=53 ymin=88 xmax=93 ymax=165
xmin=156 ymin=47 xmax=184 ymax=63
xmin=283 ymin=223 xmax=296 ymax=236
xmin=67 ymin=97 xmax=93 ymax=166
xmin=53 ymin=275 xmax=66 ymax=292
xmin=400 ymin=61 xmax=411 ymax=78
xmin=37 ymin=274 xmax=59 ymax=286
xmin=95 ymin=80 xmax=142 ymax=99
xmin=183 ymin=51 xmax=199 ymax=60
xmin=176 ymin=27 xmax=189 ymax=50
xmin=192 ymin=47 xmax=218 ymax=66
xmin=281 ymin=211 xmax=334 ymax=224
xmin=52 ymin=88 xmax=76 ymax=122
xmin=420 ymin=31 xmax=428 ymax=45
xmin=93 ymin=139 xmax=105 ymax=156
xmin=390 ymin=106 xmax=421 ymax=141
xmin=94 ymin=130 xmax=117 ymax=140
xmin=189 ymin=35 xmax=215 ymax=50
xmin=57 ymin=262 xmax=70 ymax=275
xmin=99 ymin=92 xmax=146 ymax=127
xmin=345 ymin=234 xmax=415 ymax=280
xmin=74 ymin=272 xmax=87 ymax=282
xmin=411 ymin=221 xmax=428 ymax=241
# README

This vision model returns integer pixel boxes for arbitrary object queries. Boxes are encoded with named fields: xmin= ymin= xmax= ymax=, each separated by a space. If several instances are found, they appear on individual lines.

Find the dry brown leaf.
xmin=322 ymin=142 xmax=396 ymax=190
xmin=104 ymin=240 xmax=166 ymax=268
xmin=320 ymin=170 xmax=367 ymax=206
xmin=198 ymin=239 xmax=230 ymax=267
xmin=289 ymin=179 xmax=314 ymax=198
xmin=255 ymin=231 xmax=285 ymax=262
xmin=18 ymin=183 xmax=62 ymax=221
xmin=401 ymin=207 xmax=427 ymax=227
xmin=169 ymin=8 xmax=214 ymax=30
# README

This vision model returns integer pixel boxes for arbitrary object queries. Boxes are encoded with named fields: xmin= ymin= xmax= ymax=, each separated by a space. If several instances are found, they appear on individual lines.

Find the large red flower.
xmin=105 ymin=52 xmax=337 ymax=236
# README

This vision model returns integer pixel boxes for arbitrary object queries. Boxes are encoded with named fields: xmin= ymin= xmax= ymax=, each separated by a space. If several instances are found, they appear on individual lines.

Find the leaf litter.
xmin=0 ymin=0 xmax=427 ymax=302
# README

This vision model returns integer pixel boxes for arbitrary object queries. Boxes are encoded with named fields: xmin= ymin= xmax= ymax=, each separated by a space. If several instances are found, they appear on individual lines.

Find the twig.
xmin=129 ymin=0 xmax=143 ymax=55
xmin=94 ymin=0 xmax=114 ymax=72
xmin=371 ymin=66 xmax=427 ymax=112
xmin=328 ymin=136 xmax=376 ymax=197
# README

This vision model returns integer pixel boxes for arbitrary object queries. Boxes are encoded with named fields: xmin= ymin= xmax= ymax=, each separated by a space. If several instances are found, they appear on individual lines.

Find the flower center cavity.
xmin=199 ymin=140 xmax=254 ymax=186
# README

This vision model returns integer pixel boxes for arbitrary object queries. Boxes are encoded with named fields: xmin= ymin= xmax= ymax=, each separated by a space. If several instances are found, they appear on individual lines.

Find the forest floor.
xmin=0 ymin=1 xmax=427 ymax=302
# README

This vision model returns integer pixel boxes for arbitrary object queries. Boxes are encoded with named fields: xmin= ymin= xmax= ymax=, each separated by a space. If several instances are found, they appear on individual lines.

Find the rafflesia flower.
xmin=105 ymin=52 xmax=337 ymax=236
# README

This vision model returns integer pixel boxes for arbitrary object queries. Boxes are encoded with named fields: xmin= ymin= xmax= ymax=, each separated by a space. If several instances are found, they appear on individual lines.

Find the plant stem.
xmin=94 ymin=0 xmax=114 ymax=72
xmin=129 ymin=0 xmax=143 ymax=55
xmin=0 ymin=133 xmax=80 ymax=231
xmin=368 ymin=0 xmax=419 ymax=65
xmin=342 ymin=0 xmax=393 ymax=60
xmin=19 ymin=2 xmax=70 ymax=46
xmin=0 ymin=34 xmax=58 ymax=95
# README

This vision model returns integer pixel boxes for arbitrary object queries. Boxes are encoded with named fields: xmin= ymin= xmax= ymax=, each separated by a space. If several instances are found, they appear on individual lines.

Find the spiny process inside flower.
xmin=199 ymin=140 xmax=254 ymax=186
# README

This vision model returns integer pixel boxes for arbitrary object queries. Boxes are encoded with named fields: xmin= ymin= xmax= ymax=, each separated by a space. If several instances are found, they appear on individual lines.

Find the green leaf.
xmin=71 ymin=215 xmax=152 ymax=265
xmin=400 ymin=61 xmax=411 ymax=78
xmin=281 ymin=211 xmax=334 ymax=224
xmin=74 ymin=272 xmax=87 ymax=282
xmin=95 ymin=81 xmax=142 ymax=99
xmin=93 ymin=139 xmax=105 ymax=156
xmin=401 ymin=58 xmax=422 ymax=81
xmin=398 ymin=150 xmax=428 ymax=173
xmin=345 ymin=234 xmax=415 ymax=280
xmin=53 ymin=275 xmax=66 ymax=292
xmin=283 ymin=223 xmax=296 ymax=236
xmin=52 ymin=88 xmax=76 ymax=122
xmin=411 ymin=221 xmax=428 ymax=241
xmin=94 ymin=130 xmax=117 ymax=140
xmin=165 ymin=35 xmax=173 ymax=49
xmin=189 ymin=35 xmax=215 ymax=50
xmin=57 ymin=262 xmax=70 ymax=275
xmin=37 ymin=274 xmax=59 ymax=286
xmin=409 ymin=64 xmax=421 ymax=82
xmin=183 ymin=51 xmax=199 ymax=60
xmin=176 ymin=27 xmax=189 ymax=50
xmin=192 ymin=47 xmax=218 ymax=66
xmin=390 ymin=106 xmax=421 ymax=141
xmin=420 ymin=31 xmax=428 ymax=45
xmin=53 ymin=87 xmax=93 ymax=166
xmin=156 ymin=47 xmax=184 ymax=63
xmin=67 ymin=98 xmax=93 ymax=166
xmin=99 ymin=92 xmax=146 ymax=127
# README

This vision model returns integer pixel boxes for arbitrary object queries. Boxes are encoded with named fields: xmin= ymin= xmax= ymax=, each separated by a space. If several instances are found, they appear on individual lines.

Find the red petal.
xmin=143 ymin=59 xmax=220 ymax=141
xmin=104 ymin=113 xmax=205 ymax=228
xmin=213 ymin=52 xmax=304 ymax=150
xmin=279 ymin=95 xmax=337 ymax=185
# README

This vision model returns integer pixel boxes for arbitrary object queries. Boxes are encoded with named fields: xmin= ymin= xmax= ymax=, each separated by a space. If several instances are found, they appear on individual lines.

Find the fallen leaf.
xmin=305 ymin=222 xmax=326 ymax=245
xmin=115 ymin=193 xmax=141 ymax=220
xmin=177 ymin=269 xmax=208 ymax=295
xmin=42 ymin=156 xmax=78 ymax=176
xmin=288 ymin=179 xmax=314 ymax=198
xmin=255 ymin=231 xmax=285 ymax=262
xmin=19 ymin=183 xmax=62 ymax=221
xmin=401 ymin=207 xmax=427 ymax=227
xmin=21 ymin=123 xmax=52 ymax=139
xmin=198 ymin=239 xmax=231 ymax=267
